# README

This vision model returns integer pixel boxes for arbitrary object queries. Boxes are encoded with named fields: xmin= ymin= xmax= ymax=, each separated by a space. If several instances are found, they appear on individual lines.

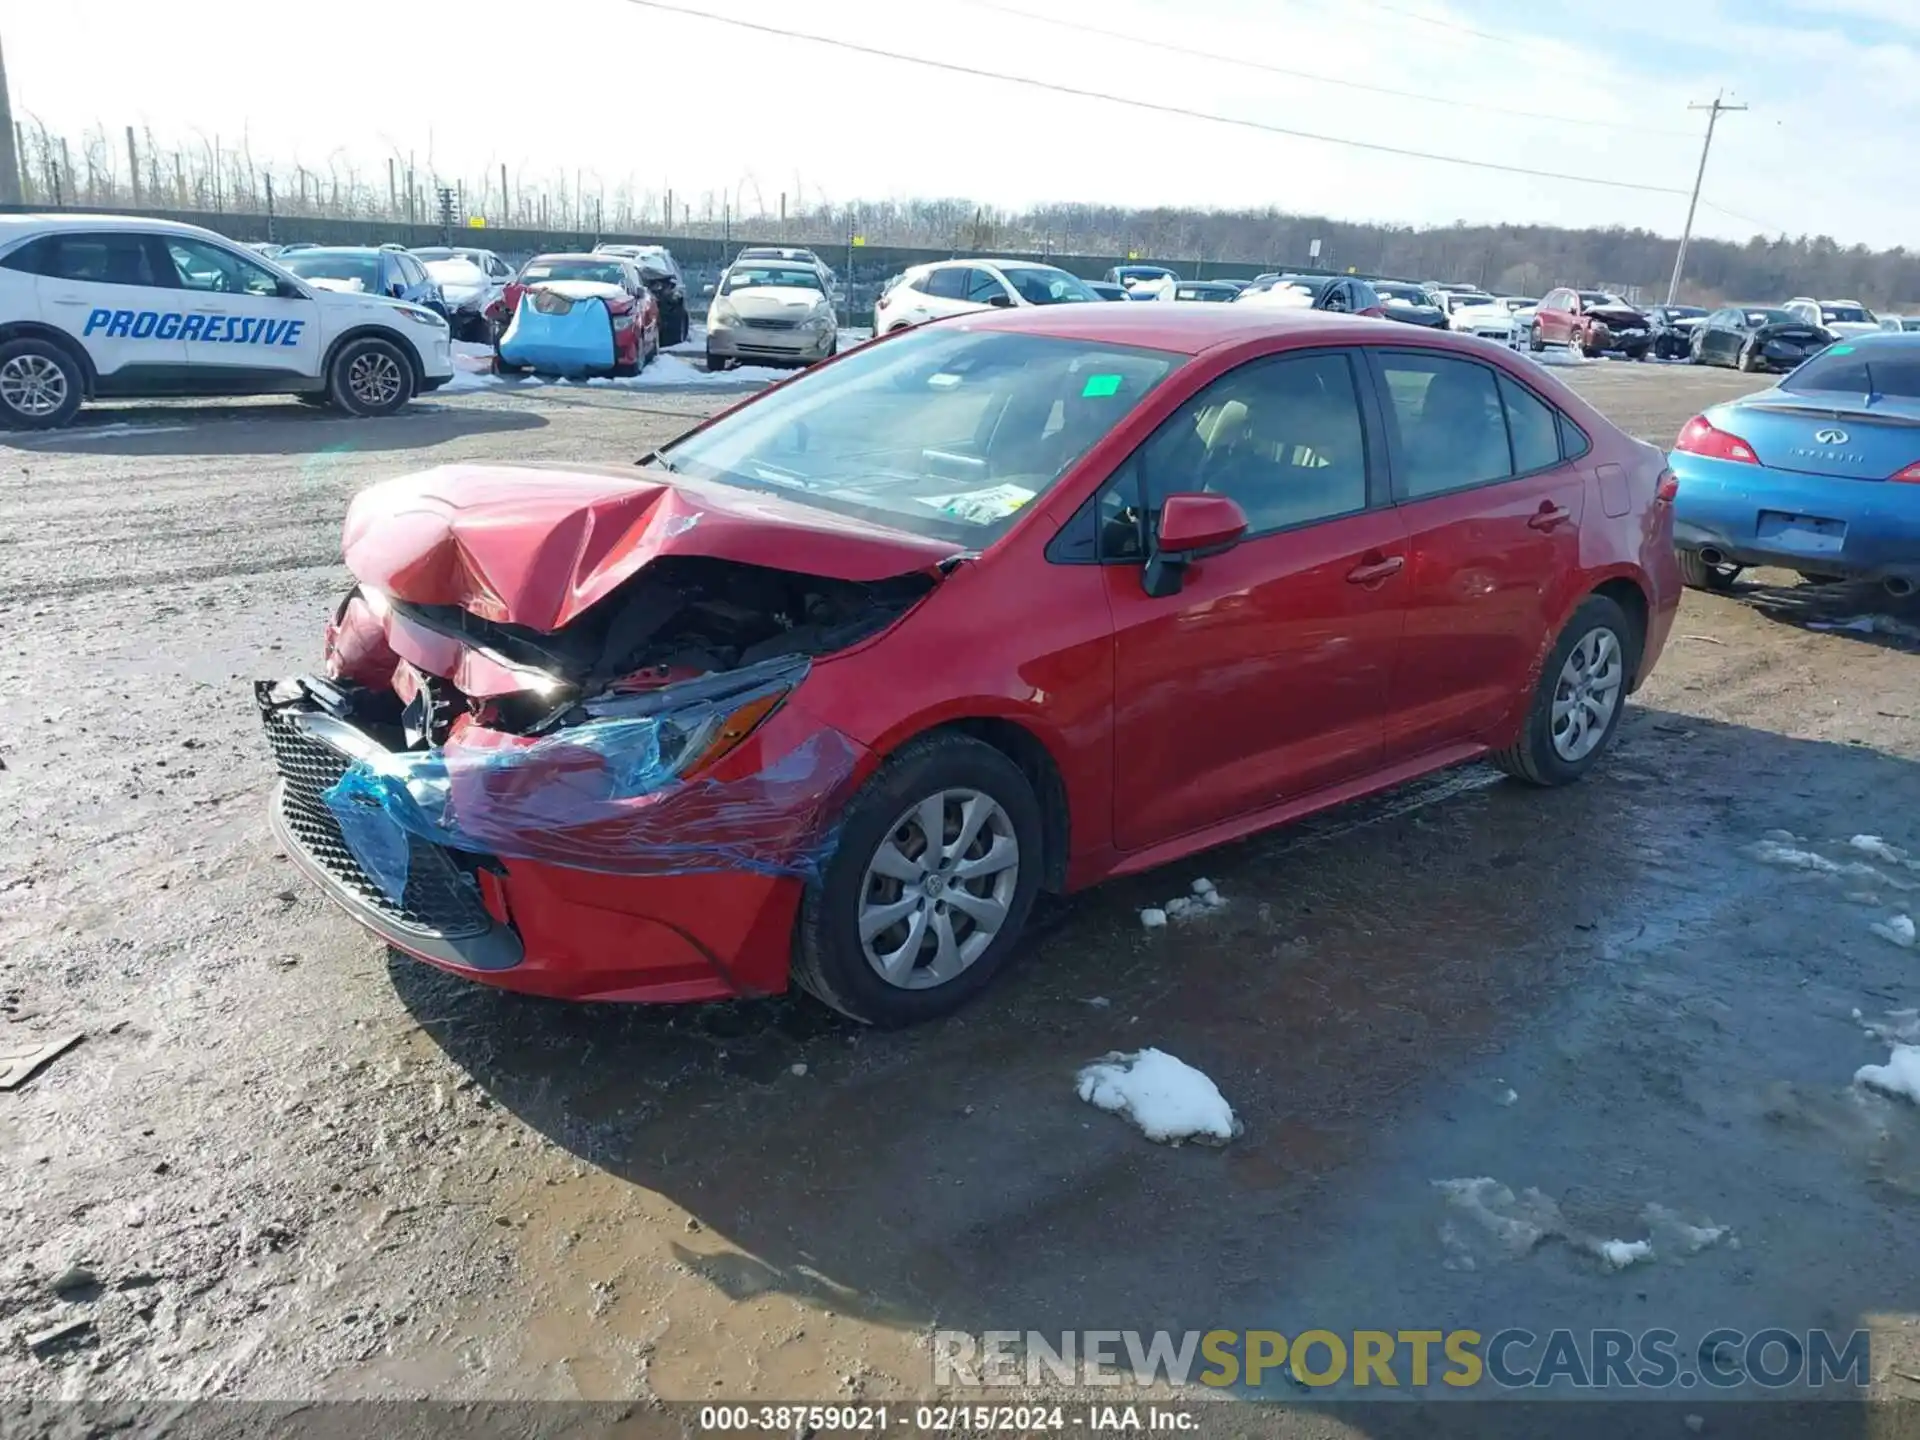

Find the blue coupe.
xmin=1668 ymin=332 xmax=1920 ymax=593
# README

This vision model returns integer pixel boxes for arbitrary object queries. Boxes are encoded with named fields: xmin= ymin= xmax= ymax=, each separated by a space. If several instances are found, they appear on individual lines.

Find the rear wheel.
xmin=0 ymin=338 xmax=84 ymax=430
xmin=1492 ymin=594 xmax=1639 ymax=787
xmin=793 ymin=733 xmax=1043 ymax=1026
xmin=1528 ymin=323 xmax=1544 ymax=353
xmin=327 ymin=337 xmax=415 ymax=416
xmin=1678 ymin=549 xmax=1743 ymax=592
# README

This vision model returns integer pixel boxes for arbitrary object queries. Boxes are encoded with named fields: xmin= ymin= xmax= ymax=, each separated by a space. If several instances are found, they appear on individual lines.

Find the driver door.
xmin=1104 ymin=349 xmax=1411 ymax=851
xmin=161 ymin=237 xmax=321 ymax=389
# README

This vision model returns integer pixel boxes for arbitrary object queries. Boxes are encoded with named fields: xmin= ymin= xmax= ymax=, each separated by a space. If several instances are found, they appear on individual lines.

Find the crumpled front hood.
xmin=341 ymin=463 xmax=961 ymax=633
xmin=1588 ymin=306 xmax=1647 ymax=326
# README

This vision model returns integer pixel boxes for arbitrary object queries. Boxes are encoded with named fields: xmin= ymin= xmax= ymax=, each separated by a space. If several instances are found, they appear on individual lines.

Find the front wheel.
xmin=1737 ymin=343 xmax=1760 ymax=373
xmin=1678 ymin=549 xmax=1742 ymax=592
xmin=705 ymin=348 xmax=731 ymax=373
xmin=1492 ymin=594 xmax=1639 ymax=787
xmin=327 ymin=337 xmax=415 ymax=416
xmin=793 ymin=733 xmax=1043 ymax=1026
xmin=0 ymin=338 xmax=84 ymax=430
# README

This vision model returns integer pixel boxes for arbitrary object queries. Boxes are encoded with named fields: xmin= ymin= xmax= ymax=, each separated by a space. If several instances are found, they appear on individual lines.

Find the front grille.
xmin=261 ymin=706 xmax=492 ymax=939
xmin=743 ymin=317 xmax=801 ymax=330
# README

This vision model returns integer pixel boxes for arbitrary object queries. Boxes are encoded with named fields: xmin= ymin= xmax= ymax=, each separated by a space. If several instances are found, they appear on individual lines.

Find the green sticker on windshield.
xmin=1831 ymin=344 xmax=1855 ymax=354
xmin=1082 ymin=373 xmax=1123 ymax=398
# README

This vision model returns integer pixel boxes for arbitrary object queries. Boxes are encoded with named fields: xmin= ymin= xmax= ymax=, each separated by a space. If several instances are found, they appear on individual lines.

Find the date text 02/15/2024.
xmin=696 ymin=1406 xmax=1198 ymax=1432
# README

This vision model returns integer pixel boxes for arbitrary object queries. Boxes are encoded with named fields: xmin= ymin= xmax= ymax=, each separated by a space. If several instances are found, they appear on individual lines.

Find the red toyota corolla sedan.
xmin=259 ymin=305 xmax=1680 ymax=1025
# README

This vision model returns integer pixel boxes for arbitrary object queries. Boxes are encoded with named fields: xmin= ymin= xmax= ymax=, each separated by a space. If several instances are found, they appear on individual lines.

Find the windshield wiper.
xmin=636 ymin=448 xmax=679 ymax=472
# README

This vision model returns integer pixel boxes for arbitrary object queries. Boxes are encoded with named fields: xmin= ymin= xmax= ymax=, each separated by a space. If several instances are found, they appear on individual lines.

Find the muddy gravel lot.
xmin=5 ymin=359 xmax=1920 ymax=1429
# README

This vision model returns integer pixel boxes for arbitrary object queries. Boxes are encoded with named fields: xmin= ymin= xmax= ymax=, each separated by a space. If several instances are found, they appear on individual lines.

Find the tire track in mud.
xmin=0 ymin=551 xmax=342 ymax=603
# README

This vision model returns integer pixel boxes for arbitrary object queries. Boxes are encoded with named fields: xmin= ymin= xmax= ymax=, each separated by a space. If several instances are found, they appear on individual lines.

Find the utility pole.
xmin=0 ymin=32 xmax=19 ymax=206
xmin=1667 ymin=92 xmax=1747 ymax=306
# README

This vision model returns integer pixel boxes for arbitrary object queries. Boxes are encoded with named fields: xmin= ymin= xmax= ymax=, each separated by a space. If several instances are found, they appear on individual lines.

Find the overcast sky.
xmin=8 ymin=0 xmax=1916 ymax=248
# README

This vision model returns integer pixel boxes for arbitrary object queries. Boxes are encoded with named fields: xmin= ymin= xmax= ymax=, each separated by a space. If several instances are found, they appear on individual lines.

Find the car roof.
xmin=947 ymin=301 xmax=1509 ymax=356
xmin=0 ymin=211 xmax=247 ymax=244
xmin=528 ymin=252 xmax=620 ymax=263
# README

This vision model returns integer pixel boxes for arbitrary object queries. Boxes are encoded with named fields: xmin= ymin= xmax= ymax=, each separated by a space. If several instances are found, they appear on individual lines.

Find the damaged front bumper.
xmin=256 ymin=671 xmax=865 ymax=1002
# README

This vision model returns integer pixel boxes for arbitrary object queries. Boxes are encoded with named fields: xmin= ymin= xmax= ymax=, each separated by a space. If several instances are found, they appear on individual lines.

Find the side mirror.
xmin=986 ymin=293 xmax=1014 ymax=308
xmin=1142 ymin=493 xmax=1248 ymax=598
xmin=276 ymin=280 xmax=305 ymax=300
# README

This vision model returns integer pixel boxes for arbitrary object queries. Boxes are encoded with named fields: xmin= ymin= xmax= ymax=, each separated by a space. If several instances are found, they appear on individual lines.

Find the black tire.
xmin=327 ymin=336 xmax=416 ymax=416
xmin=491 ymin=351 xmax=525 ymax=376
xmin=1571 ymin=328 xmax=1591 ymax=358
xmin=1528 ymin=323 xmax=1545 ymax=353
xmin=706 ymin=348 xmax=730 ymax=373
xmin=668 ymin=303 xmax=690 ymax=347
xmin=1737 ymin=342 xmax=1760 ymax=373
xmin=1629 ymin=347 xmax=1650 ymax=362
xmin=1677 ymin=549 xmax=1742 ymax=592
xmin=1492 ymin=594 xmax=1641 ymax=787
xmin=0 ymin=337 xmax=84 ymax=430
xmin=793 ymin=732 xmax=1044 ymax=1026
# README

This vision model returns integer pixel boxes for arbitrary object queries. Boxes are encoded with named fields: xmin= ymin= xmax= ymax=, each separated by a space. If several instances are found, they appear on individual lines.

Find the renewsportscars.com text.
xmin=932 ymin=1328 xmax=1871 ymax=1391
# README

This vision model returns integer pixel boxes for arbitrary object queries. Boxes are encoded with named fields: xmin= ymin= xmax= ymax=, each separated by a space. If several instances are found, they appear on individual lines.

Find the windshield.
xmin=1003 ymin=267 xmax=1100 ymax=305
xmin=1823 ymin=304 xmax=1875 ymax=324
xmin=1578 ymin=291 xmax=1624 ymax=308
xmin=1743 ymin=309 xmax=1797 ymax=327
xmin=723 ymin=266 xmax=823 ymax=294
xmin=412 ymin=247 xmax=457 ymax=262
xmin=1666 ymin=306 xmax=1706 ymax=319
xmin=282 ymin=252 xmax=381 ymax=289
xmin=520 ymin=258 xmax=628 ymax=285
xmin=1373 ymin=283 xmax=1431 ymax=303
xmin=659 ymin=327 xmax=1180 ymax=545
xmin=1781 ymin=346 xmax=1920 ymax=400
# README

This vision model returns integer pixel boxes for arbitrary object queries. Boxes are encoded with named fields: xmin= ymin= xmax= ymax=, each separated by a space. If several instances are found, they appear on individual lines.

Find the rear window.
xmin=723 ymin=265 xmax=822 ymax=293
xmin=1823 ymin=305 xmax=1874 ymax=324
xmin=1781 ymin=347 xmax=1920 ymax=400
xmin=281 ymin=251 xmax=381 ymax=290
xmin=520 ymin=258 xmax=628 ymax=286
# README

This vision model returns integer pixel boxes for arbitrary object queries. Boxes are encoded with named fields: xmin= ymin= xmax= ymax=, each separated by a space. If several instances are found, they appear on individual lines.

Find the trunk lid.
xmin=341 ymin=463 xmax=961 ymax=632
xmin=1718 ymin=392 xmax=1920 ymax=480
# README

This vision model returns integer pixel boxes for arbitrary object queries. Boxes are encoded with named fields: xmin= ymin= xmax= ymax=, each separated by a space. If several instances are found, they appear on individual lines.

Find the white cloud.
xmin=4 ymin=0 xmax=1914 ymax=248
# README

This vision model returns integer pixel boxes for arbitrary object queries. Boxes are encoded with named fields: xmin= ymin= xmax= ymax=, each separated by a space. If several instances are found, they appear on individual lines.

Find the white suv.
xmin=873 ymin=259 xmax=1103 ymax=332
xmin=0 ymin=213 xmax=453 ymax=429
xmin=1783 ymin=296 xmax=1881 ymax=339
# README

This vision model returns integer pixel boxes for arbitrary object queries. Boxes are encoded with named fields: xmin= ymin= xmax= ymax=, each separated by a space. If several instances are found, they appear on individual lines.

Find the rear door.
xmin=1107 ymin=348 xmax=1411 ymax=850
xmin=1369 ymin=349 xmax=1587 ymax=758
xmin=27 ymin=230 xmax=188 ymax=386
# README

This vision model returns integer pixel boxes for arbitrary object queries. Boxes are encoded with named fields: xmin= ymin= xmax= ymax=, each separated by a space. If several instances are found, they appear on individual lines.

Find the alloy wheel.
xmin=1551 ymin=626 xmax=1624 ymax=762
xmin=0 ymin=354 xmax=68 ymax=417
xmin=346 ymin=351 xmax=404 ymax=408
xmin=859 ymin=789 xmax=1020 ymax=990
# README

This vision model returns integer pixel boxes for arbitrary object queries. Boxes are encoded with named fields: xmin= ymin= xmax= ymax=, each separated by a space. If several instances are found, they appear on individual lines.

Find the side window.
xmin=164 ymin=238 xmax=280 ymax=296
xmin=1378 ymin=353 xmax=1512 ymax=498
xmin=1558 ymin=414 xmax=1592 ymax=461
xmin=1499 ymin=374 xmax=1562 ymax=474
xmin=488 ymin=255 xmax=512 ymax=279
xmin=965 ymin=268 xmax=1009 ymax=304
xmin=1136 ymin=352 xmax=1369 ymax=534
xmin=0 ymin=236 xmax=59 ymax=275
xmin=924 ymin=266 xmax=969 ymax=300
xmin=45 ymin=234 xmax=165 ymax=287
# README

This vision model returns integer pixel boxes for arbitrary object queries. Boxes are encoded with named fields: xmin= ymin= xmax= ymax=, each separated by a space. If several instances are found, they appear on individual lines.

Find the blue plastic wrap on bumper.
xmin=497 ymin=293 xmax=616 ymax=376
xmin=320 ymin=672 xmax=856 ymax=905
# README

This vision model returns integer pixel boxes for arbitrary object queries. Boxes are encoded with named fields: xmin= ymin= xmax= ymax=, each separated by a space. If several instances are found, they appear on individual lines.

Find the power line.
xmin=620 ymin=0 xmax=1692 ymax=196
xmin=961 ymin=0 xmax=1692 ymax=138
xmin=1335 ymin=0 xmax=1538 ymax=47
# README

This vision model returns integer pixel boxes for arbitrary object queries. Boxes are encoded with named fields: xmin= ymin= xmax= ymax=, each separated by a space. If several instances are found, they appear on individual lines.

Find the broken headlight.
xmin=571 ymin=656 xmax=810 ymax=796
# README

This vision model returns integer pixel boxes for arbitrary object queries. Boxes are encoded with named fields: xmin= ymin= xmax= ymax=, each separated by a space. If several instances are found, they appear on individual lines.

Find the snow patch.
xmin=1075 ymin=1049 xmax=1241 ymax=1145
xmin=1642 ymin=1203 xmax=1728 ymax=1255
xmin=1748 ymin=840 xmax=1842 ymax=873
xmin=1850 ymin=834 xmax=1906 ymax=864
xmin=1861 ymin=1009 xmax=1920 ymax=1045
xmin=1432 ymin=1177 xmax=1563 ymax=1257
xmin=1855 ymin=1044 xmax=1920 ymax=1104
xmin=1592 ymin=1238 xmax=1654 ymax=1271
xmin=1139 ymin=908 xmax=1168 ymax=930
xmin=1870 ymin=914 xmax=1916 ymax=949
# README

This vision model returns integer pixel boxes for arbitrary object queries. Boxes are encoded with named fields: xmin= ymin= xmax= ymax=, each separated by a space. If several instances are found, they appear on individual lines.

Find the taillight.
xmin=1892 ymin=462 xmax=1920 ymax=484
xmin=1674 ymin=414 xmax=1758 ymax=464
xmin=1655 ymin=469 xmax=1679 ymax=503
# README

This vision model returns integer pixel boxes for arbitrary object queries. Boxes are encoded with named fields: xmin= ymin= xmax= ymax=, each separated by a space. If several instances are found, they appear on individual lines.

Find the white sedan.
xmin=873 ymin=259 xmax=1104 ymax=332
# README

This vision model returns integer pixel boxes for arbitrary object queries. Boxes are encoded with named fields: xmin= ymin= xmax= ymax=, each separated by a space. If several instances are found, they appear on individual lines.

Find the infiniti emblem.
xmin=1815 ymin=427 xmax=1850 ymax=444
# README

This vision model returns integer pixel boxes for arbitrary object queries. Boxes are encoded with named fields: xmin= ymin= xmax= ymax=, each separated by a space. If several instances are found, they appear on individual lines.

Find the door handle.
xmin=1529 ymin=503 xmax=1574 ymax=531
xmin=1345 ymin=554 xmax=1404 ymax=585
